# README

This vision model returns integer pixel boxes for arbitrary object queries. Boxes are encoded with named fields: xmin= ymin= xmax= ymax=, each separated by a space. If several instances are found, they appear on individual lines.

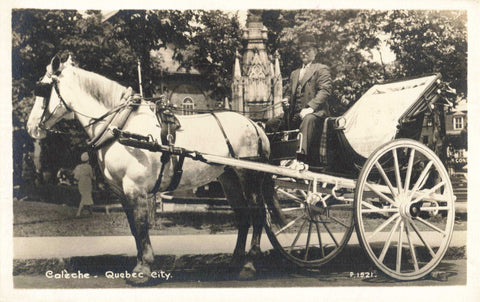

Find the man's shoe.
xmin=281 ymin=159 xmax=308 ymax=171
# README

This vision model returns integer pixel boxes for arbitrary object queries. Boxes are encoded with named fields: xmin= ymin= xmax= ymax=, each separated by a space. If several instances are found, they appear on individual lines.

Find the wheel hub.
xmin=395 ymin=192 xmax=418 ymax=219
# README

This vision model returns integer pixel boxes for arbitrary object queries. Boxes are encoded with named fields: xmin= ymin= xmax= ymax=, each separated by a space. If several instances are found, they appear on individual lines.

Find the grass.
xmin=13 ymin=198 xmax=238 ymax=237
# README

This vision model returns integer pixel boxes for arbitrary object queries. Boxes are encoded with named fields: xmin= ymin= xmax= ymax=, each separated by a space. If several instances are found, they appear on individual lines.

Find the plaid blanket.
xmin=319 ymin=118 xmax=329 ymax=165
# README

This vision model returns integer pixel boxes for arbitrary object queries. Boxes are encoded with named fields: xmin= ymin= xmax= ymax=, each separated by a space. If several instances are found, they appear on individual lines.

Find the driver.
xmin=266 ymin=34 xmax=332 ymax=166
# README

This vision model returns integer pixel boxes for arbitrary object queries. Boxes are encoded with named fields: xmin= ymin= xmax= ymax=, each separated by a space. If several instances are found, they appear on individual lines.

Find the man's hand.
xmin=299 ymin=107 xmax=314 ymax=119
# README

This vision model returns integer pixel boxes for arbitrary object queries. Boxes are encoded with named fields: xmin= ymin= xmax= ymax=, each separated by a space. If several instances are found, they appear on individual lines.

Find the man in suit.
xmin=266 ymin=34 xmax=332 ymax=166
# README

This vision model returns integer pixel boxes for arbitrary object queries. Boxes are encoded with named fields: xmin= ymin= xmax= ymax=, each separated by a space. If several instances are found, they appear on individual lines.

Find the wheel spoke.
xmin=329 ymin=215 xmax=351 ymax=228
xmin=379 ymin=216 xmax=401 ymax=263
xmin=365 ymin=183 xmax=396 ymax=205
xmin=288 ymin=219 xmax=308 ymax=252
xmin=362 ymin=208 xmax=399 ymax=213
xmin=396 ymin=220 xmax=405 ymax=273
xmin=404 ymin=149 xmax=415 ymax=192
xmin=367 ymin=213 xmax=400 ymax=241
xmin=304 ymin=221 xmax=313 ymax=260
xmin=408 ymin=218 xmax=436 ymax=258
xmin=277 ymin=188 xmax=304 ymax=204
xmin=405 ymin=222 xmax=419 ymax=271
xmin=321 ymin=220 xmax=339 ymax=247
xmin=392 ymin=149 xmax=403 ymax=194
xmin=275 ymin=214 xmax=305 ymax=236
xmin=415 ymin=217 xmax=447 ymax=236
xmin=409 ymin=161 xmax=434 ymax=200
xmin=420 ymin=206 xmax=450 ymax=211
xmin=410 ymin=181 xmax=446 ymax=205
xmin=315 ymin=222 xmax=325 ymax=257
xmin=375 ymin=161 xmax=397 ymax=197
xmin=361 ymin=201 xmax=391 ymax=217
xmin=299 ymin=180 xmax=309 ymax=198
xmin=281 ymin=206 xmax=304 ymax=212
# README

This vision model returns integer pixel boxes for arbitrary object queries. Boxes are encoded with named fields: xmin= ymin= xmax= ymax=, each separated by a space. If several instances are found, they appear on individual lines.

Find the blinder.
xmin=34 ymin=81 xmax=53 ymax=99
xmin=35 ymin=75 xmax=72 ymax=131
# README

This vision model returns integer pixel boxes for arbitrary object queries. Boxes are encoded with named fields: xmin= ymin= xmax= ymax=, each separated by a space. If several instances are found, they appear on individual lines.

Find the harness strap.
xmin=53 ymin=81 xmax=72 ymax=112
xmin=247 ymin=119 xmax=266 ymax=161
xmin=210 ymin=112 xmax=237 ymax=158
xmin=150 ymin=108 xmax=184 ymax=194
xmin=166 ymin=154 xmax=185 ymax=191
xmin=88 ymin=92 xmax=138 ymax=150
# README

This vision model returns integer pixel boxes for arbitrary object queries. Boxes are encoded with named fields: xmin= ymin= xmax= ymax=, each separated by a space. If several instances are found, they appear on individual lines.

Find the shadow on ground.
xmin=13 ymin=244 xmax=466 ymax=286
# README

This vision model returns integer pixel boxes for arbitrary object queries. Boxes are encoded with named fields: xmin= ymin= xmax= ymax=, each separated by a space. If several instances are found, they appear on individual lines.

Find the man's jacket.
xmin=284 ymin=63 xmax=332 ymax=118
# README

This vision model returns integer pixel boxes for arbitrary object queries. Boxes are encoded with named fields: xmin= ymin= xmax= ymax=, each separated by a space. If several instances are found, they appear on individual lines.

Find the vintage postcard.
xmin=2 ymin=0 xmax=479 ymax=301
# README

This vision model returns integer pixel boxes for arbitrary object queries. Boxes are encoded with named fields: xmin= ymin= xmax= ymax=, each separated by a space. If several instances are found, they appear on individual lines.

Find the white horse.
xmin=27 ymin=55 xmax=274 ymax=283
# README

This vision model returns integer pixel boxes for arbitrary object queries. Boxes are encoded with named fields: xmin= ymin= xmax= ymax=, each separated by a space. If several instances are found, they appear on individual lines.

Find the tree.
xmin=263 ymin=10 xmax=388 ymax=109
xmin=381 ymin=10 xmax=467 ymax=97
xmin=260 ymin=9 xmax=467 ymax=109
xmin=180 ymin=10 xmax=242 ymax=102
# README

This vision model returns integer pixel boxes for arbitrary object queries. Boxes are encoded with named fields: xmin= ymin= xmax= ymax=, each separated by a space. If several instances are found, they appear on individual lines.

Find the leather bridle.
xmin=34 ymin=67 xmax=136 ymax=138
xmin=34 ymin=70 xmax=72 ymax=133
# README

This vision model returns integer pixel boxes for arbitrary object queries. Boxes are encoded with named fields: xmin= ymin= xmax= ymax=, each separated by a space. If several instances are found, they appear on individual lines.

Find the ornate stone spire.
xmin=230 ymin=10 xmax=282 ymax=121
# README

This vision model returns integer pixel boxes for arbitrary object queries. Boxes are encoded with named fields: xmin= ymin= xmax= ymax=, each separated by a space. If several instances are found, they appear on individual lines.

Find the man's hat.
xmin=298 ymin=34 xmax=317 ymax=48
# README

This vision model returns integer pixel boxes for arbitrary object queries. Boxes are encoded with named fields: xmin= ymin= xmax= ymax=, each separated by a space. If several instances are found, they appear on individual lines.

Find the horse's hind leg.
xmin=218 ymin=167 xmax=250 ymax=268
xmin=240 ymin=170 xmax=267 ymax=280
xmin=219 ymin=168 xmax=267 ymax=280
xmin=122 ymin=192 xmax=155 ymax=284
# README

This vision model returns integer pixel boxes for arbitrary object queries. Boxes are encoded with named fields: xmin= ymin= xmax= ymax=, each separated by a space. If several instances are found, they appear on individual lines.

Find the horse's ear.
xmin=51 ymin=56 xmax=61 ymax=73
xmin=64 ymin=54 xmax=76 ymax=66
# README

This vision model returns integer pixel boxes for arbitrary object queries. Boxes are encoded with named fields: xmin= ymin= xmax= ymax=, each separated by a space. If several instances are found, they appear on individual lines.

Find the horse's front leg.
xmin=123 ymin=189 xmax=156 ymax=284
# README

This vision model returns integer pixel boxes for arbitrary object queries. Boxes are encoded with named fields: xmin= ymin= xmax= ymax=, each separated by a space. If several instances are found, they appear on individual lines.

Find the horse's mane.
xmin=68 ymin=66 xmax=129 ymax=108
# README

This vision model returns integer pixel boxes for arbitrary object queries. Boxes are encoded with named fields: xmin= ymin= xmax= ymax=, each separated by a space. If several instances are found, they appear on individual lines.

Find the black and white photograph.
xmin=1 ymin=1 xmax=479 ymax=300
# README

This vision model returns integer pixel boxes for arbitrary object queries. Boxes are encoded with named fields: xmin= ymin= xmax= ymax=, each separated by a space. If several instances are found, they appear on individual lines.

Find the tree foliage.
xmin=381 ymin=10 xmax=467 ymax=96
xmin=180 ymin=10 xmax=242 ymax=101
xmin=262 ymin=9 xmax=467 ymax=106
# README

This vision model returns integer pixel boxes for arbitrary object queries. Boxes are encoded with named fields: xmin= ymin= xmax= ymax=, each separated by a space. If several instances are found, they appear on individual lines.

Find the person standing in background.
xmin=73 ymin=152 xmax=95 ymax=217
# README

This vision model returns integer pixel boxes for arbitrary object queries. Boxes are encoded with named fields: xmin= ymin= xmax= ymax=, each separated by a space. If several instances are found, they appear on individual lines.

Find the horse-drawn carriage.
xmin=27 ymin=56 xmax=454 ymax=282
xmin=264 ymin=73 xmax=454 ymax=280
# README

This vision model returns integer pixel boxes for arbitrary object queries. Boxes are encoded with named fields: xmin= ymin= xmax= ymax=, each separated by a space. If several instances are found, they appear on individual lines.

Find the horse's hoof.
xmin=127 ymin=264 xmax=152 ymax=285
xmin=238 ymin=262 xmax=256 ymax=280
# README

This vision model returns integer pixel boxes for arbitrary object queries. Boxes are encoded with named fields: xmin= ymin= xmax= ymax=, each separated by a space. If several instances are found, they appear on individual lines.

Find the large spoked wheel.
xmin=354 ymin=139 xmax=455 ymax=280
xmin=265 ymin=172 xmax=355 ymax=267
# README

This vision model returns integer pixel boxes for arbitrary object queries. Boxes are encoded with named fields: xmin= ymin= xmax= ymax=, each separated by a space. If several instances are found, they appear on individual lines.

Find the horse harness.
xmin=34 ymin=74 xmax=73 ymax=133
xmin=149 ymin=103 xmax=265 ymax=194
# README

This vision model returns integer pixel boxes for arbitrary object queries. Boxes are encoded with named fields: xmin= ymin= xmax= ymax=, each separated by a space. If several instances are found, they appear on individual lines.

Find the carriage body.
xmin=264 ymin=73 xmax=455 ymax=280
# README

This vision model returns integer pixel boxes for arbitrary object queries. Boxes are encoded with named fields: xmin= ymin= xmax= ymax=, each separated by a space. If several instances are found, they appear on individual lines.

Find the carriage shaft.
xmin=200 ymin=154 xmax=451 ymax=203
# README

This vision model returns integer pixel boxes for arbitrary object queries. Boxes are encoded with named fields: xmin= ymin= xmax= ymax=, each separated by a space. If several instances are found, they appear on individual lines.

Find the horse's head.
xmin=27 ymin=55 xmax=75 ymax=139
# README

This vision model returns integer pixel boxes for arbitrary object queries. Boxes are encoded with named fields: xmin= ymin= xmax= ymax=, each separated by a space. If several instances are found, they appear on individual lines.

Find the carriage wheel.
xmin=354 ymin=139 xmax=455 ymax=280
xmin=265 ymin=172 xmax=355 ymax=267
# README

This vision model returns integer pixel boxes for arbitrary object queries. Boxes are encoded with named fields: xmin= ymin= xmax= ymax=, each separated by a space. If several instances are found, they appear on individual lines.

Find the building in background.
xmin=445 ymin=98 xmax=468 ymax=173
xmin=151 ymin=45 xmax=217 ymax=114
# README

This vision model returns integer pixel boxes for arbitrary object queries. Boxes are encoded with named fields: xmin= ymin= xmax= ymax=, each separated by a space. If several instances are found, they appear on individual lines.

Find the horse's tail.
xmin=241 ymin=114 xmax=271 ymax=162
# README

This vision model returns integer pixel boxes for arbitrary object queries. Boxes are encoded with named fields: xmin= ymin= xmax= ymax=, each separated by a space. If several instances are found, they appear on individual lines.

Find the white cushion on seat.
xmin=341 ymin=74 xmax=439 ymax=158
